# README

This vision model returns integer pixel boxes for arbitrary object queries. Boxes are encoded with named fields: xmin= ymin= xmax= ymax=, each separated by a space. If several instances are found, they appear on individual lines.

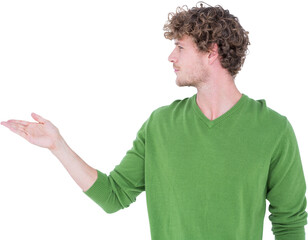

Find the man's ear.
xmin=208 ymin=43 xmax=219 ymax=63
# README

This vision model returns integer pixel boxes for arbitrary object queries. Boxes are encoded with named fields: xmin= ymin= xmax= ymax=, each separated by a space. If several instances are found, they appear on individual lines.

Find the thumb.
xmin=31 ymin=112 xmax=46 ymax=123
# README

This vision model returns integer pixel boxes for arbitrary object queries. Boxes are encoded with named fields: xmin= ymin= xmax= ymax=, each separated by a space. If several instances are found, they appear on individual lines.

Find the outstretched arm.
xmin=2 ymin=112 xmax=148 ymax=214
xmin=1 ymin=113 xmax=97 ymax=192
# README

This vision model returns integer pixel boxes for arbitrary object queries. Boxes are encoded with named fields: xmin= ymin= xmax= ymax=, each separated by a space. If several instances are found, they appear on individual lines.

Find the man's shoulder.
xmin=150 ymin=95 xmax=191 ymax=117
xmin=246 ymin=94 xmax=288 ymax=130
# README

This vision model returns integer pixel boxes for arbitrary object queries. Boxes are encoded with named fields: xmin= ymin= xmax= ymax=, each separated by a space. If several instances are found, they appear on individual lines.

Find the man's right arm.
xmin=49 ymin=135 xmax=98 ymax=192
xmin=1 ymin=112 xmax=148 ymax=214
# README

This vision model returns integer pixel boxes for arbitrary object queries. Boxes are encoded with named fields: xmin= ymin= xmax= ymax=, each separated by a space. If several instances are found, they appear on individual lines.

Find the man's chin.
xmin=176 ymin=78 xmax=193 ymax=87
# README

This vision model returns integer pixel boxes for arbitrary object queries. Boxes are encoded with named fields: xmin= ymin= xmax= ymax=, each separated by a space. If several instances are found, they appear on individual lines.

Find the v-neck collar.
xmin=191 ymin=93 xmax=248 ymax=128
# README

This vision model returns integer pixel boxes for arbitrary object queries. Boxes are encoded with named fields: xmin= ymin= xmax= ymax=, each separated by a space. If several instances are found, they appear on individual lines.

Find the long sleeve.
xmin=266 ymin=117 xmax=308 ymax=240
xmin=83 ymin=117 xmax=148 ymax=214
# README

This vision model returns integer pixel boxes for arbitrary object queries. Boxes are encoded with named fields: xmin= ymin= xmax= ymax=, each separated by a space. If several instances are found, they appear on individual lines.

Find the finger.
xmin=1 ymin=121 xmax=10 ymax=128
xmin=12 ymin=128 xmax=29 ymax=141
xmin=31 ymin=112 xmax=46 ymax=123
xmin=4 ymin=121 xmax=27 ymax=132
xmin=11 ymin=126 xmax=28 ymax=138
xmin=6 ymin=119 xmax=30 ymax=126
xmin=0 ymin=121 xmax=19 ymax=129
xmin=3 ymin=122 xmax=29 ymax=140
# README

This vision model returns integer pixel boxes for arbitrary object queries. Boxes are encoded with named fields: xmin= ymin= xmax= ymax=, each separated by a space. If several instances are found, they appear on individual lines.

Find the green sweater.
xmin=83 ymin=93 xmax=307 ymax=240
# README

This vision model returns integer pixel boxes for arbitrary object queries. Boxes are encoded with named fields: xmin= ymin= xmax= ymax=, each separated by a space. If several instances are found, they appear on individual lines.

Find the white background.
xmin=0 ymin=0 xmax=307 ymax=239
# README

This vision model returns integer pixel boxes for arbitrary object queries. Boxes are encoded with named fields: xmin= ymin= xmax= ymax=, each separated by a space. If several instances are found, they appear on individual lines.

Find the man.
xmin=1 ymin=2 xmax=307 ymax=240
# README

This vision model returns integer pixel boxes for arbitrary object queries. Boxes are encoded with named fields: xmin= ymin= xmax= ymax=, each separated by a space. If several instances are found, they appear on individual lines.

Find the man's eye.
xmin=178 ymin=46 xmax=183 ymax=50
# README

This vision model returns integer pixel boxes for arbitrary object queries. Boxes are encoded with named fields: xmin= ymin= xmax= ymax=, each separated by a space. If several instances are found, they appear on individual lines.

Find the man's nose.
xmin=168 ymin=49 xmax=177 ymax=63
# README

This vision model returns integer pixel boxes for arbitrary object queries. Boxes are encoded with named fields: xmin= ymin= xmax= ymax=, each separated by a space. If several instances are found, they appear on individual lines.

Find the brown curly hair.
xmin=163 ymin=1 xmax=250 ymax=78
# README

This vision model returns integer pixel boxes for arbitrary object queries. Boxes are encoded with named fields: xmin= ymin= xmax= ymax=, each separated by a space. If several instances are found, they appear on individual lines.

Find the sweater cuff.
xmin=275 ymin=233 xmax=305 ymax=240
xmin=83 ymin=169 xmax=112 ymax=208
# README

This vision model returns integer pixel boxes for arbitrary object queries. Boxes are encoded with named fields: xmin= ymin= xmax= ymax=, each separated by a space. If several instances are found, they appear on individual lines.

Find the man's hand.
xmin=1 ymin=112 xmax=97 ymax=192
xmin=1 ymin=113 xmax=61 ymax=150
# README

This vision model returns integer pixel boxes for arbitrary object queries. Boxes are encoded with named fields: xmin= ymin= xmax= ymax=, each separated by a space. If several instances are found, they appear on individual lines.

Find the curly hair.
xmin=163 ymin=1 xmax=250 ymax=78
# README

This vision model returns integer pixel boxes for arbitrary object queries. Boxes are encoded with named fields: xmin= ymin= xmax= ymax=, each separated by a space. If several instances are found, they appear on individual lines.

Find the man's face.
xmin=168 ymin=35 xmax=210 ymax=87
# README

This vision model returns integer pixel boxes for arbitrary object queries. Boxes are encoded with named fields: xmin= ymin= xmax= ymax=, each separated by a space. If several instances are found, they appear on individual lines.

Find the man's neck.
xmin=196 ymin=80 xmax=242 ymax=121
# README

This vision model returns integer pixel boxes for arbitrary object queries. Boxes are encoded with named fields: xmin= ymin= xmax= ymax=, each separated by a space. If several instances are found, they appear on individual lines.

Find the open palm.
xmin=1 ymin=113 xmax=61 ymax=149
